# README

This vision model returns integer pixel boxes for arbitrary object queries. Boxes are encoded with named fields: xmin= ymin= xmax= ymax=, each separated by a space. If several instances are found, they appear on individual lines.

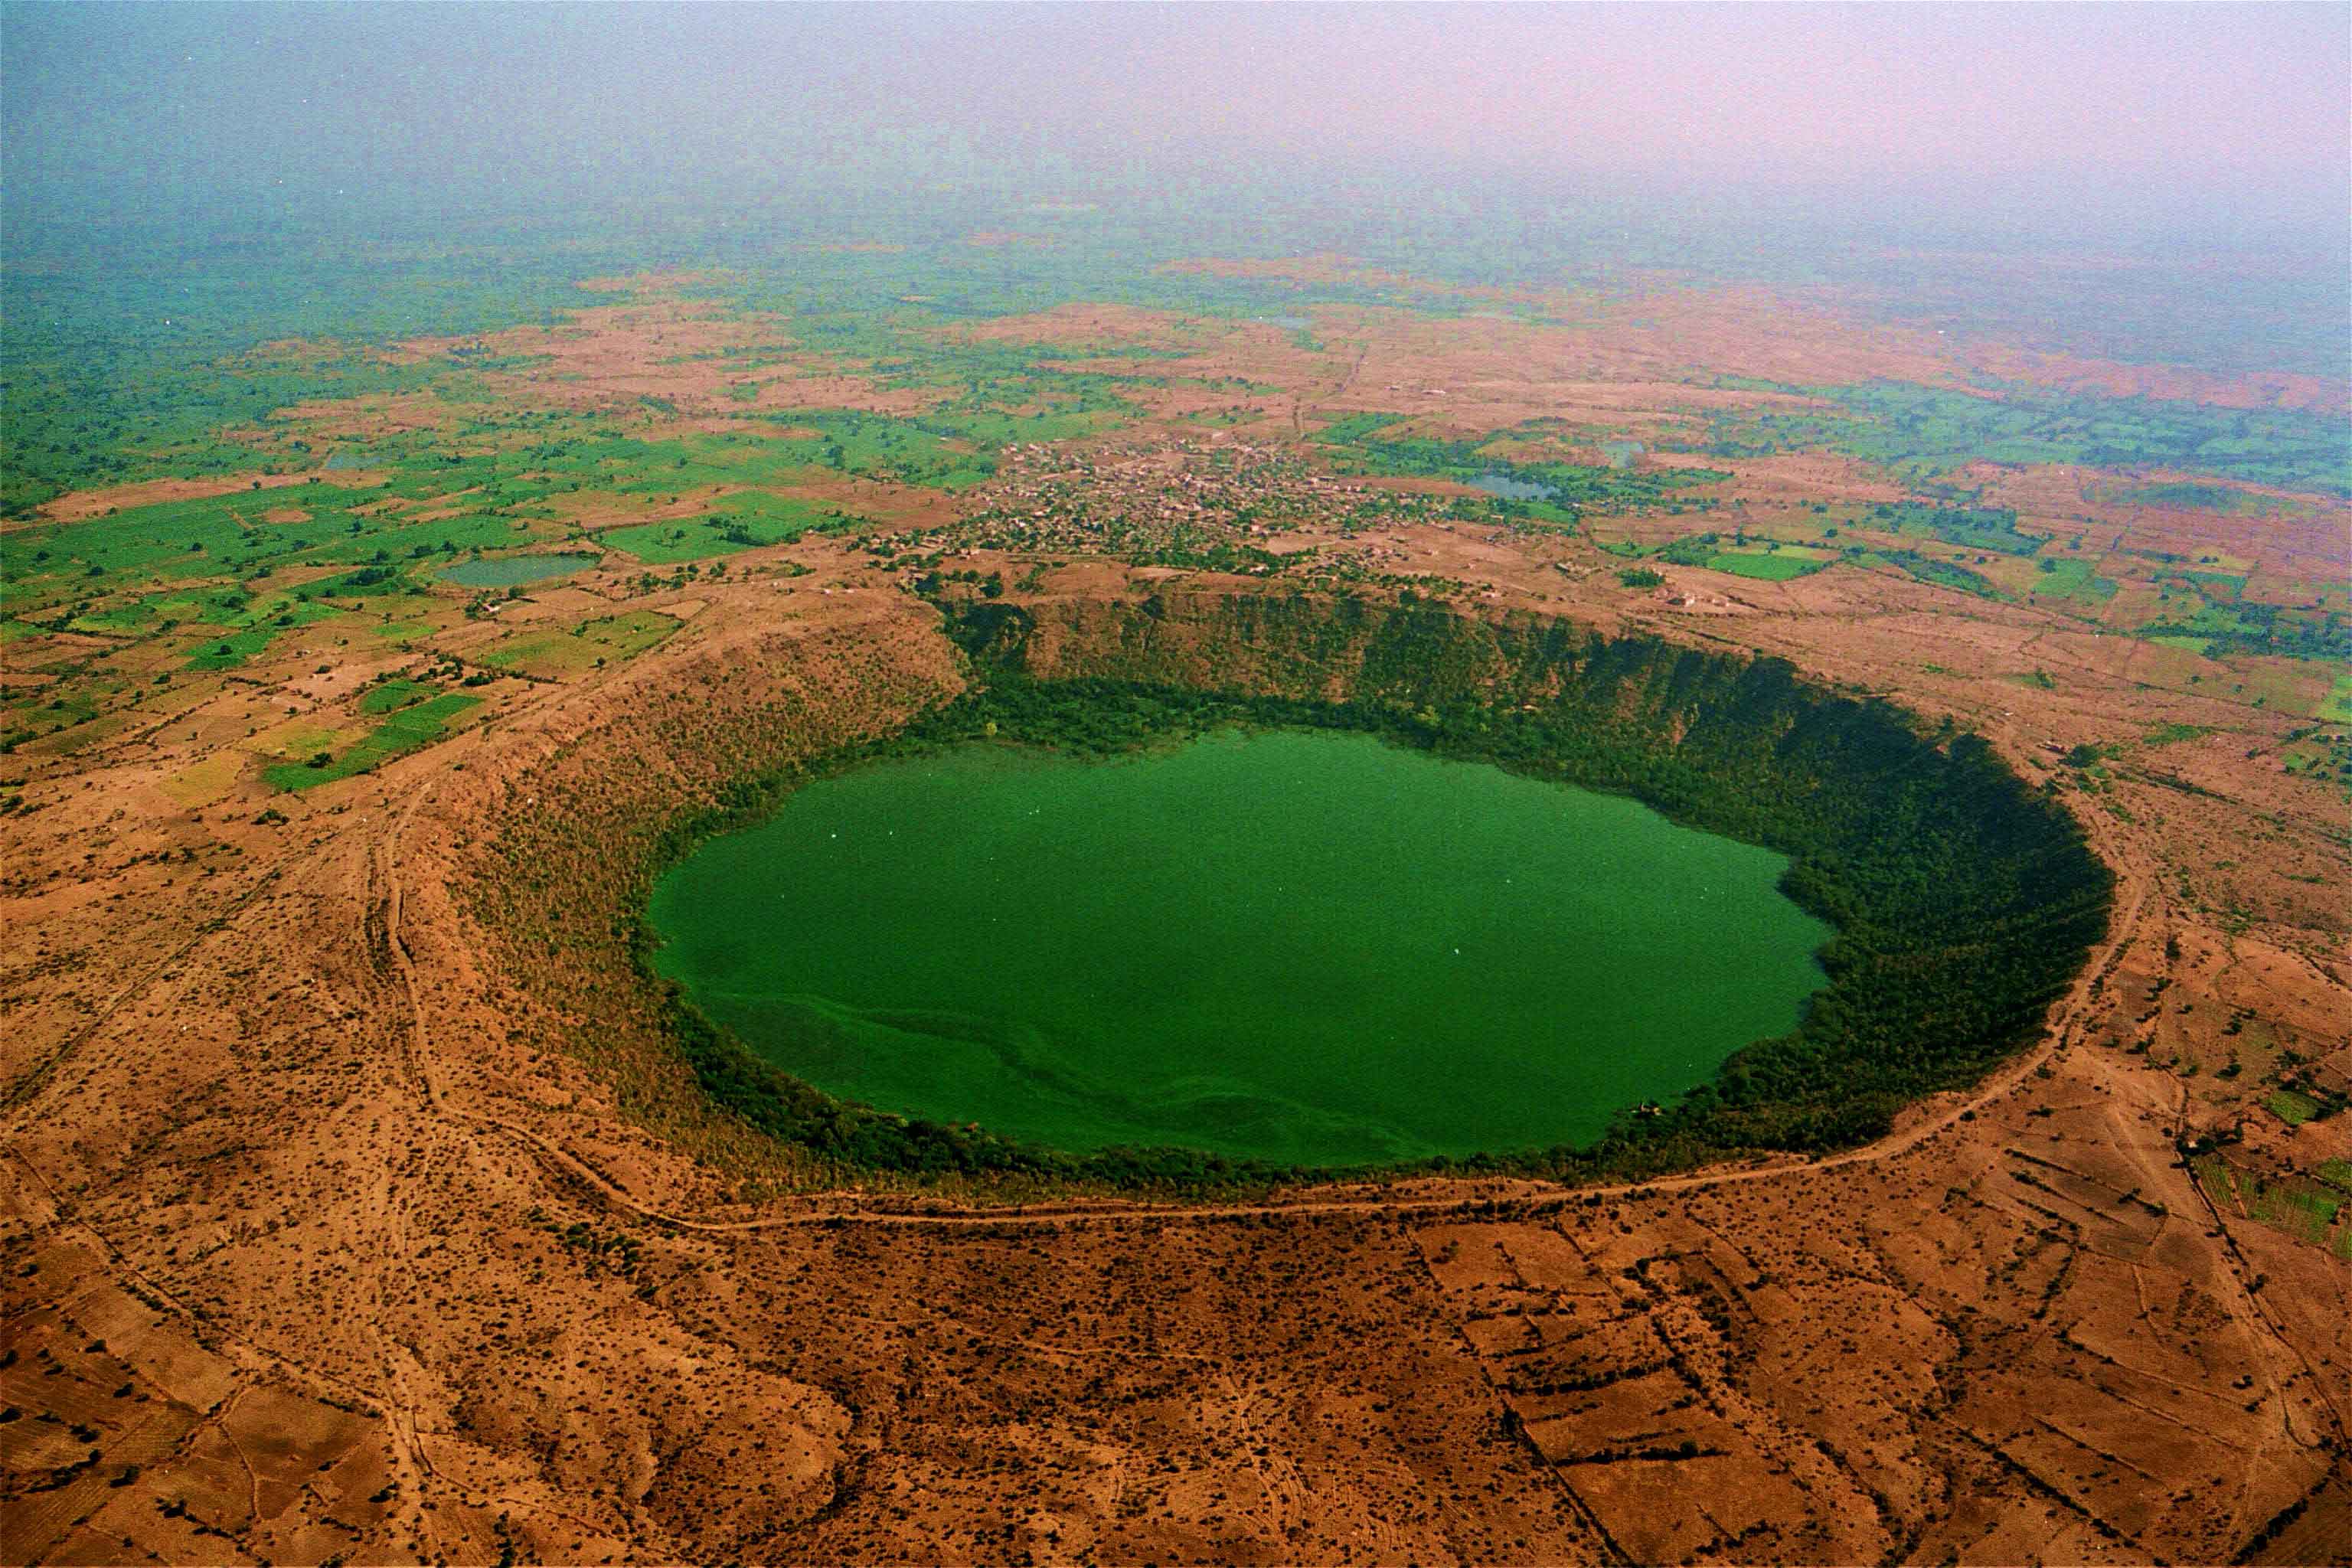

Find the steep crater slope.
xmin=475 ymin=588 xmax=2115 ymax=1191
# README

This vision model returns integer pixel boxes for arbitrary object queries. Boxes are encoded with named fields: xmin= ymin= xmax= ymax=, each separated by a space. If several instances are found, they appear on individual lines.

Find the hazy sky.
xmin=6 ymin=2 xmax=2347 ymax=246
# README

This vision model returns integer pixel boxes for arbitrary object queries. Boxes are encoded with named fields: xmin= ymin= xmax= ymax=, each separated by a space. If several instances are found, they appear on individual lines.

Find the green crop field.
xmin=1878 ymin=550 xmax=2004 ymax=599
xmin=183 ymin=601 xmax=343 ymax=669
xmin=2242 ymin=1172 xmax=2341 ymax=1245
xmin=603 ymin=495 xmax=852 ymax=564
xmin=2030 ymin=557 xmax=2121 ymax=603
xmin=358 ymin=678 xmax=439 ymax=714
xmin=263 ymin=691 xmax=480 ymax=791
xmin=2268 ymin=1088 xmax=2323 ymax=1126
xmin=1704 ymin=551 xmax=1823 ymax=581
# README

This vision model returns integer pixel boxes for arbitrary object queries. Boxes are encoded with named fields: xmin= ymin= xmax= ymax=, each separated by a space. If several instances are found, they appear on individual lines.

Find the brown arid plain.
xmin=4 ymin=266 xmax=2348 ymax=1566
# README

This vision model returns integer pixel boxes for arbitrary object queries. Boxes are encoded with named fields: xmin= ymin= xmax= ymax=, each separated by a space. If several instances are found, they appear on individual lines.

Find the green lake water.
xmin=439 ymin=553 xmax=599 ymax=587
xmin=648 ymin=728 xmax=1833 ymax=1168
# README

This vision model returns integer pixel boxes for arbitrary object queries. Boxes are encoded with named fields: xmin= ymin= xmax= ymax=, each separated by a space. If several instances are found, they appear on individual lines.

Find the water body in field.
xmin=439 ymin=553 xmax=599 ymax=587
xmin=649 ymin=729 xmax=1831 ymax=1167
xmin=1469 ymin=472 xmax=1554 ymax=501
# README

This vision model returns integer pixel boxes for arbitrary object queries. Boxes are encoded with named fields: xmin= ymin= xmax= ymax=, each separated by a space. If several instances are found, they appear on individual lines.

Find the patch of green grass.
xmin=1 ymin=484 xmax=523 ymax=619
xmin=70 ymin=586 xmax=250 ymax=634
xmin=603 ymin=495 xmax=854 ymax=564
xmin=358 ymin=678 xmax=436 ymax=714
xmin=2163 ymin=569 xmax=2249 ymax=600
xmin=371 ymin=619 xmax=436 ymax=642
xmin=2149 ymin=634 xmax=2211 ymax=655
xmin=1316 ymin=413 xmax=1727 ymax=517
xmin=1866 ymin=501 xmax=2046 ymax=557
xmin=2032 ymin=557 xmax=2120 ymax=603
xmin=2317 ymin=675 xmax=2352 ymax=724
xmin=185 ymin=627 xmax=277 ymax=669
xmin=1880 ymin=550 xmax=2003 ymax=599
xmin=1704 ymin=551 xmax=1823 ymax=582
xmin=181 ymin=601 xmax=341 ymax=669
xmin=695 ymin=410 xmax=998 ymax=491
xmin=2246 ymin=1178 xmax=2339 ymax=1245
xmin=2190 ymin=1152 xmax=2238 ymax=1204
xmin=2268 ymin=1088 xmax=2323 ymax=1126
xmin=264 ymin=691 xmax=479 ymax=791
xmin=7 ymin=492 xmax=286 ymax=597
xmin=917 ymin=403 xmax=1123 ymax=446
xmin=2109 ymin=481 xmax=2278 ymax=512
xmin=565 ymin=430 xmax=823 ymax=494
xmin=2138 ymin=600 xmax=2347 ymax=662
xmin=3 ymin=688 xmax=102 ymax=749
xmin=599 ymin=519 xmax=747 ymax=565
xmin=289 ymin=564 xmax=426 ymax=601
xmin=2314 ymin=1158 xmax=2352 ymax=1193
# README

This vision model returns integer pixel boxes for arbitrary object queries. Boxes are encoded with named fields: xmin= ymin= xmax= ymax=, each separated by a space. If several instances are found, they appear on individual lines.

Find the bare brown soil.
xmin=25 ymin=474 xmax=361 ymax=525
xmin=5 ymin=280 xmax=2347 ymax=1566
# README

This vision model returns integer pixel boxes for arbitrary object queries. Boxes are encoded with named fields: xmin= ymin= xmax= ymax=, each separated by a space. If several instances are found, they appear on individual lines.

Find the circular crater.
xmin=493 ymin=594 xmax=2113 ymax=1188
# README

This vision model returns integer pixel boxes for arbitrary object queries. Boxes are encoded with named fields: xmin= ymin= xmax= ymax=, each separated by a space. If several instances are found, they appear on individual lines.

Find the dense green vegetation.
xmin=632 ymin=599 xmax=2112 ymax=1190
xmin=438 ymin=553 xmax=599 ymax=588
xmin=1596 ymin=532 xmax=1831 ymax=583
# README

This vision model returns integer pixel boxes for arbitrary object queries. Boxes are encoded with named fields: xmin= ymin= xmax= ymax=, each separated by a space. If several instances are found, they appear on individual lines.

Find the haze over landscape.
xmin=10 ymin=3 xmax=2349 ymax=224
xmin=2 ymin=5 xmax=2347 ymax=1566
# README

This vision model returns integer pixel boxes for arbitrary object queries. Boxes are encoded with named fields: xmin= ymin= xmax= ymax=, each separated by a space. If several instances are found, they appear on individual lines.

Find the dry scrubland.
xmin=3 ymin=266 xmax=2348 ymax=1566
